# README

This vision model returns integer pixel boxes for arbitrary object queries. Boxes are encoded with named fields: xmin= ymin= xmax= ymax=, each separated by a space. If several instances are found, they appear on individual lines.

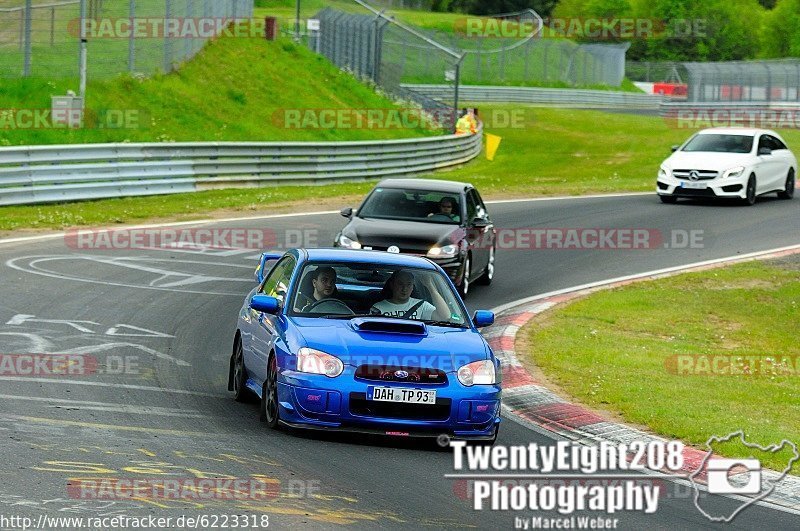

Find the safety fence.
xmin=312 ymin=4 xmax=464 ymax=125
xmin=626 ymin=61 xmax=686 ymax=83
xmin=0 ymin=130 xmax=482 ymax=205
xmin=683 ymin=59 xmax=800 ymax=103
xmin=0 ymin=0 xmax=254 ymax=78
xmin=311 ymin=5 xmax=628 ymax=112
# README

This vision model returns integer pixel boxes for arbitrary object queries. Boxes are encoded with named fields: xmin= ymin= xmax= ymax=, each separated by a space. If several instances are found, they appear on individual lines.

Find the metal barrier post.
xmin=50 ymin=6 xmax=56 ymax=47
xmin=164 ymin=0 xmax=173 ymax=72
xmin=530 ymin=39 xmax=536 ymax=82
xmin=475 ymin=37 xmax=482 ymax=82
xmin=23 ymin=0 xmax=32 ymax=76
xmin=128 ymin=0 xmax=136 ymax=72
xmin=185 ymin=0 xmax=192 ymax=60
xmin=79 ymin=0 xmax=87 ymax=98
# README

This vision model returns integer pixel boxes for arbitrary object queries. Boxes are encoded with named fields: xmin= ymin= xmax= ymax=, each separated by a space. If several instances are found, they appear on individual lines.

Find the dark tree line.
xmin=432 ymin=0 xmax=559 ymax=17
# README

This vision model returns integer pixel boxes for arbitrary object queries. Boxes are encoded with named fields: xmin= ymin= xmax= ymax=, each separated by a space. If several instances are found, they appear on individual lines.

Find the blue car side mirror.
xmin=472 ymin=310 xmax=494 ymax=328
xmin=251 ymin=295 xmax=281 ymax=315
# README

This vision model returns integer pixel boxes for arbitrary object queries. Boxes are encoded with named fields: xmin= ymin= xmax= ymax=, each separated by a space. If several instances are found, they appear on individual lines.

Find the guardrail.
xmin=660 ymin=100 xmax=800 ymax=117
xmin=0 ymin=132 xmax=482 ymax=206
xmin=404 ymin=84 xmax=664 ymax=109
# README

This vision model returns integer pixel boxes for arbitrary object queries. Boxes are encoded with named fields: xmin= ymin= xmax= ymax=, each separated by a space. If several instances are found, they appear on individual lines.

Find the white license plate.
xmin=680 ymin=181 xmax=707 ymax=189
xmin=367 ymin=386 xmax=436 ymax=405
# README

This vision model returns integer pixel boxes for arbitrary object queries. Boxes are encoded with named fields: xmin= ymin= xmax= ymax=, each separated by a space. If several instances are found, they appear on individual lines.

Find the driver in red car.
xmin=297 ymin=266 xmax=339 ymax=311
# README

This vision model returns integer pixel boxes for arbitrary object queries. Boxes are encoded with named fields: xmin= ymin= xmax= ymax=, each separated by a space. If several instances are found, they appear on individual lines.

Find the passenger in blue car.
xmin=369 ymin=269 xmax=450 ymax=321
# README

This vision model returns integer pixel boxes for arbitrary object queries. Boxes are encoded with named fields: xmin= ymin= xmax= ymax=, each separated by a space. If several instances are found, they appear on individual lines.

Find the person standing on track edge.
xmin=455 ymin=108 xmax=478 ymax=135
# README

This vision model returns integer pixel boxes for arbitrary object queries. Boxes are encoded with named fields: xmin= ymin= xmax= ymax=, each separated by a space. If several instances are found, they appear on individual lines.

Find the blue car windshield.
xmin=289 ymin=262 xmax=469 ymax=326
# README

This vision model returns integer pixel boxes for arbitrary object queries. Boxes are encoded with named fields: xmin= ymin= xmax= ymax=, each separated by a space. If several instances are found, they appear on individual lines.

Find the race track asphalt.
xmin=0 ymin=193 xmax=797 ymax=529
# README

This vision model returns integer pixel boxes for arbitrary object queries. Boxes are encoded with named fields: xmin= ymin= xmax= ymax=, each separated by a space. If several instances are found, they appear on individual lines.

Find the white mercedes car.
xmin=656 ymin=128 xmax=797 ymax=205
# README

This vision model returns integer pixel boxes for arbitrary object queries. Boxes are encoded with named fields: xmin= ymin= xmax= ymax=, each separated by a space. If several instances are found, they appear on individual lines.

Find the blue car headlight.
xmin=457 ymin=360 xmax=497 ymax=386
xmin=297 ymin=347 xmax=344 ymax=377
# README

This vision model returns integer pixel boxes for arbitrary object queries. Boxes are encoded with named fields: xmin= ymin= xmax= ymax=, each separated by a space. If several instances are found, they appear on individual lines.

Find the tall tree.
xmin=760 ymin=0 xmax=800 ymax=57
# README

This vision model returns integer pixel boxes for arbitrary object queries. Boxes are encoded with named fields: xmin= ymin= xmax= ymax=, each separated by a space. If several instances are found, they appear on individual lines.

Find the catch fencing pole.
xmin=78 ymin=0 xmax=87 ymax=99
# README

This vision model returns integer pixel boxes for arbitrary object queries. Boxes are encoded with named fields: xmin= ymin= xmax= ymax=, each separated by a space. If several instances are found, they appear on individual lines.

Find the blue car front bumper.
xmin=277 ymin=367 xmax=501 ymax=440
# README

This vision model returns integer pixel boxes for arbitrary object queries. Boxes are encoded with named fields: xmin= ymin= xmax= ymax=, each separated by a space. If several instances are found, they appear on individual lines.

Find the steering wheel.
xmin=305 ymin=299 xmax=355 ymax=315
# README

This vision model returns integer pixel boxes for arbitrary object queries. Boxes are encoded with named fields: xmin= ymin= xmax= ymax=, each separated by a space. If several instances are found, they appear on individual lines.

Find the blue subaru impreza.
xmin=228 ymin=248 xmax=501 ymax=442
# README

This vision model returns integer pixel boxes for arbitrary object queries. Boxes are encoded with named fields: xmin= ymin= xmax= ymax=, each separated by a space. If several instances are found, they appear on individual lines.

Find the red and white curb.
xmin=486 ymin=244 xmax=800 ymax=513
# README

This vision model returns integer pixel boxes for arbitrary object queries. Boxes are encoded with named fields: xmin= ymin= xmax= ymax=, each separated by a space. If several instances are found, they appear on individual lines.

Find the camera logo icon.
xmin=706 ymin=458 xmax=762 ymax=494
xmin=690 ymin=431 xmax=799 ymax=522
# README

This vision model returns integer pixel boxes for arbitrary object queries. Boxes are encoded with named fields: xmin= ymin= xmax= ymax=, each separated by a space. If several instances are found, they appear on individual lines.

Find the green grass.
xmin=4 ymin=104 xmax=800 ymax=231
xmin=0 ymin=31 xmax=434 ymax=146
xmin=255 ymin=0 xmax=474 ymax=33
xmin=521 ymin=260 xmax=800 ymax=473
xmin=0 ymin=181 xmax=375 ymax=231
xmin=443 ymin=104 xmax=800 ymax=197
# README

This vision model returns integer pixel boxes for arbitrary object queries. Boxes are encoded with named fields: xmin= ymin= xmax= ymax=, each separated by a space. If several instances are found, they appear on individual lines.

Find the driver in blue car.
xmin=297 ymin=266 xmax=339 ymax=311
xmin=370 ymin=270 xmax=450 ymax=321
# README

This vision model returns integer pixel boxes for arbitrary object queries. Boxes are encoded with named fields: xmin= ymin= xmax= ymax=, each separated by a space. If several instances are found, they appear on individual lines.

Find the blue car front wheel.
xmin=261 ymin=354 xmax=280 ymax=429
xmin=231 ymin=337 xmax=251 ymax=403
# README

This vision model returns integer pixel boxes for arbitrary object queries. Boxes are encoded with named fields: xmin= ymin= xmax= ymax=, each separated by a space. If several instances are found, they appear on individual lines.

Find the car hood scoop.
xmin=351 ymin=317 xmax=427 ymax=335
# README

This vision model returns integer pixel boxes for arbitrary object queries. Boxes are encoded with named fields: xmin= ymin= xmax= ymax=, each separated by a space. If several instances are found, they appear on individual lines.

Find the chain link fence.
xmin=424 ymin=12 xmax=628 ymax=88
xmin=0 ymin=0 xmax=253 ymax=79
xmin=311 ymin=5 xmax=628 ymax=101
xmin=432 ymin=39 xmax=629 ymax=87
xmin=626 ymin=61 xmax=686 ymax=84
xmin=683 ymin=59 xmax=800 ymax=103
xmin=313 ymin=4 xmax=463 ymax=129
